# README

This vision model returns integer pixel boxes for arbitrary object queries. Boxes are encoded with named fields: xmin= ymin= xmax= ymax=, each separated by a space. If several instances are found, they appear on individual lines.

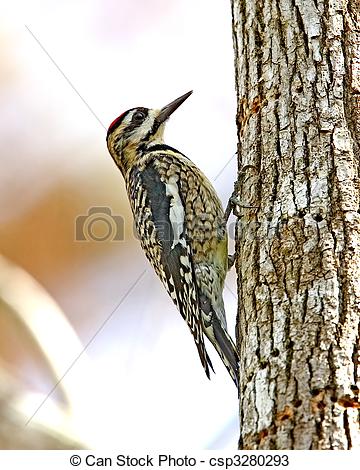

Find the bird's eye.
xmin=133 ymin=111 xmax=146 ymax=122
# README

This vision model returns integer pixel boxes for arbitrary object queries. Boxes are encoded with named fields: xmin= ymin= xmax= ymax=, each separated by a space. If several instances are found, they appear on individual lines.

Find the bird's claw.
xmin=224 ymin=195 xmax=258 ymax=221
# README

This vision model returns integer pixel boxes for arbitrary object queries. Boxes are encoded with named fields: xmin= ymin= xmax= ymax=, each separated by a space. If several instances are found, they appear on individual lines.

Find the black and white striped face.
xmin=106 ymin=91 xmax=193 ymax=173
xmin=107 ymin=107 xmax=165 ymax=143
xmin=107 ymin=107 xmax=165 ymax=167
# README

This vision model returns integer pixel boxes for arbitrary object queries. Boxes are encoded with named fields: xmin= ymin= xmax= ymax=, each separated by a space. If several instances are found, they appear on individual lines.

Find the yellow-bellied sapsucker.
xmin=106 ymin=91 xmax=239 ymax=386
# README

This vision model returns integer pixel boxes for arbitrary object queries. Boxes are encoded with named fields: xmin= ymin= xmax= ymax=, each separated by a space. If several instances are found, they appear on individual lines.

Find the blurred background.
xmin=0 ymin=0 xmax=238 ymax=449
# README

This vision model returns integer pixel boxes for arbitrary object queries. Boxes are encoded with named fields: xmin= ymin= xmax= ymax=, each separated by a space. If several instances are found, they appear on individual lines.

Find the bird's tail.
xmin=195 ymin=341 xmax=215 ymax=380
xmin=203 ymin=313 xmax=239 ymax=388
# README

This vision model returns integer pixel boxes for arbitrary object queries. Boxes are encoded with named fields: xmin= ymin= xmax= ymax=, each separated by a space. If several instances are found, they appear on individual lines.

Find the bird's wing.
xmin=129 ymin=162 xmax=213 ymax=378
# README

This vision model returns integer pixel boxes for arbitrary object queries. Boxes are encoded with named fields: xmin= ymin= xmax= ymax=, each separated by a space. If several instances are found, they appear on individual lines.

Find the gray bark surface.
xmin=231 ymin=0 xmax=360 ymax=449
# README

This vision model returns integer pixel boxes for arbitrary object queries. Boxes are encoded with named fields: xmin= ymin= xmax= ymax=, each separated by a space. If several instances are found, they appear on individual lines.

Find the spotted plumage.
xmin=106 ymin=91 xmax=239 ymax=386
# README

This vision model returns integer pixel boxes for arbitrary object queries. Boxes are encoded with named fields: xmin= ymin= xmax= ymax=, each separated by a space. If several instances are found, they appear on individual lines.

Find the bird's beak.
xmin=157 ymin=90 xmax=193 ymax=124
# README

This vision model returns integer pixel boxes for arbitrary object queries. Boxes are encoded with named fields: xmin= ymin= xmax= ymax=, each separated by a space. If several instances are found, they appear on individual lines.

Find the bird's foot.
xmin=224 ymin=194 xmax=259 ymax=221
xmin=224 ymin=165 xmax=259 ymax=222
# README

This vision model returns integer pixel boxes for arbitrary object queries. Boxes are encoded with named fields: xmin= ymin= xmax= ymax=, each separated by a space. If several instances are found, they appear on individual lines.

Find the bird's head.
xmin=106 ymin=91 xmax=192 ymax=175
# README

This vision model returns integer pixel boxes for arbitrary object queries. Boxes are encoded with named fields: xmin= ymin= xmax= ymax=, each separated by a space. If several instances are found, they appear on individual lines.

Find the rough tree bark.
xmin=230 ymin=0 xmax=360 ymax=449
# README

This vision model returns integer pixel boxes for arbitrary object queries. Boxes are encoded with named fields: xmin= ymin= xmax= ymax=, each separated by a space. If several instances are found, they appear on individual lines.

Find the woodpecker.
xmin=106 ymin=91 xmax=239 ymax=386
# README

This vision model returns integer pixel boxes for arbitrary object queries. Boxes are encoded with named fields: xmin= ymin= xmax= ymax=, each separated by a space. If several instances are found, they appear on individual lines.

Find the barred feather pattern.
xmin=127 ymin=158 xmax=213 ymax=377
xmin=124 ymin=146 xmax=239 ymax=384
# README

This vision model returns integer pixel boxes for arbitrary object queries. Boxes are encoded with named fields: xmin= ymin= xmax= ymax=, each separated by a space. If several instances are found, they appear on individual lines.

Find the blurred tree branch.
xmin=0 ymin=255 xmax=85 ymax=449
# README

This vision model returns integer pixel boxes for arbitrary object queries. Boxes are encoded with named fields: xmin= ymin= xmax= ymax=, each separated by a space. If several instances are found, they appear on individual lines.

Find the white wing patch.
xmin=165 ymin=176 xmax=186 ymax=250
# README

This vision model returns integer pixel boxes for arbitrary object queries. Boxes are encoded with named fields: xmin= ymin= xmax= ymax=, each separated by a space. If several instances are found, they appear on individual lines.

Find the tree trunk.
xmin=231 ymin=0 xmax=360 ymax=449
